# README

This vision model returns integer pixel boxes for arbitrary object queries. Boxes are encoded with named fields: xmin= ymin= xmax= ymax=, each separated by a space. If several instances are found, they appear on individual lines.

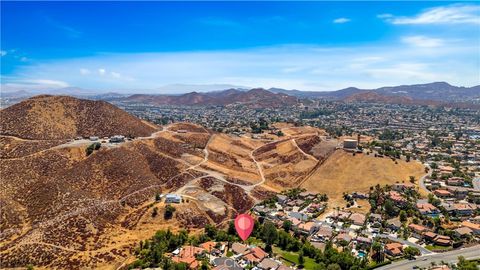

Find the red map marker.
xmin=234 ymin=213 xmax=254 ymax=241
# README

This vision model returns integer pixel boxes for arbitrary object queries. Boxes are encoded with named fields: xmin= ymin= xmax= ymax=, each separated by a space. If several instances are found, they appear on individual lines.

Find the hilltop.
xmin=0 ymin=95 xmax=157 ymax=140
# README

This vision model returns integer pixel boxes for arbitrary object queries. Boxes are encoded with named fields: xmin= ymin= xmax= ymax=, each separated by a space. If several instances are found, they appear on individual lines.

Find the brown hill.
xmin=0 ymin=95 xmax=157 ymax=140
xmin=0 ymin=101 xmax=426 ymax=269
xmin=344 ymin=91 xmax=416 ymax=104
xmin=120 ymin=88 xmax=297 ymax=107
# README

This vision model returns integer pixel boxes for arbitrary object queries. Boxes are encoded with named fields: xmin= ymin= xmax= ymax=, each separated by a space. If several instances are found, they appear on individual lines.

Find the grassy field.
xmin=273 ymin=247 xmax=320 ymax=269
xmin=301 ymin=150 xmax=426 ymax=209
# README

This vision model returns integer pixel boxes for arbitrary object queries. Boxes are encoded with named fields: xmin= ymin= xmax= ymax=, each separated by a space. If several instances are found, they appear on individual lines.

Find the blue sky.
xmin=1 ymin=1 xmax=479 ymax=92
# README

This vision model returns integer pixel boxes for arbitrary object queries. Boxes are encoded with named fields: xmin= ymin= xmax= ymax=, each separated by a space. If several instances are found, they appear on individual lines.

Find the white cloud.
xmin=110 ymin=71 xmax=121 ymax=78
xmin=28 ymin=79 xmax=70 ymax=88
xmin=281 ymin=66 xmax=305 ymax=73
xmin=333 ymin=18 xmax=351 ymax=24
xmin=402 ymin=35 xmax=445 ymax=48
xmin=20 ymin=57 xmax=28 ymax=62
xmin=2 ymin=43 xmax=478 ymax=92
xmin=3 ymin=79 xmax=70 ymax=90
xmin=365 ymin=63 xmax=440 ymax=81
xmin=382 ymin=4 xmax=480 ymax=25
xmin=0 ymin=50 xmax=7 ymax=57
xmin=79 ymin=68 xmax=90 ymax=75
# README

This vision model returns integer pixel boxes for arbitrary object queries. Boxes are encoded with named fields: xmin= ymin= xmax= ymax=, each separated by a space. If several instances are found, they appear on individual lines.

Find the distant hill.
xmin=120 ymin=88 xmax=297 ymax=107
xmin=344 ymin=91 xmax=418 ymax=104
xmin=269 ymin=82 xmax=480 ymax=102
xmin=0 ymin=95 xmax=157 ymax=140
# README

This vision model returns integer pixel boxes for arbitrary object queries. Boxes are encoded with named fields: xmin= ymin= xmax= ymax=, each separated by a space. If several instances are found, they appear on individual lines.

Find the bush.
xmin=164 ymin=205 xmax=176 ymax=219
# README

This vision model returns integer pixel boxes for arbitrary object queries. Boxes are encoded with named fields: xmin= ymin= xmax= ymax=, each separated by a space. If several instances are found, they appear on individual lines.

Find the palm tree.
xmin=371 ymin=241 xmax=383 ymax=262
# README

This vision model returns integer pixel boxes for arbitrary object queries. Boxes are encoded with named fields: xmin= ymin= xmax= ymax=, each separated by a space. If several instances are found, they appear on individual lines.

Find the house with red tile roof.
xmin=416 ymin=203 xmax=440 ymax=217
xmin=461 ymin=221 xmax=480 ymax=235
xmin=385 ymin=242 xmax=403 ymax=257
xmin=433 ymin=189 xmax=453 ymax=199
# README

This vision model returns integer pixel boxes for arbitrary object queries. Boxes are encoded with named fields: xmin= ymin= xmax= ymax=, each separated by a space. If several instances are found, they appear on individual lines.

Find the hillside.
xmin=0 ymin=100 xmax=426 ymax=269
xmin=0 ymin=95 xmax=157 ymax=140
xmin=119 ymin=88 xmax=297 ymax=107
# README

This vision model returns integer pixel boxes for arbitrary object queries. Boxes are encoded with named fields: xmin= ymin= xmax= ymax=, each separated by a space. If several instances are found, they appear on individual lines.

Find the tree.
xmin=371 ymin=241 xmax=383 ymax=262
xmin=327 ymin=263 xmax=341 ymax=270
xmin=404 ymin=246 xmax=420 ymax=259
xmin=409 ymin=176 xmax=415 ymax=184
xmin=152 ymin=207 xmax=158 ymax=217
xmin=298 ymin=250 xmax=305 ymax=268
xmin=384 ymin=200 xmax=396 ymax=217
xmin=164 ymin=205 xmax=176 ymax=219
xmin=155 ymin=193 xmax=161 ymax=202
xmin=282 ymin=220 xmax=292 ymax=232
xmin=399 ymin=210 xmax=407 ymax=223
xmin=457 ymin=256 xmax=478 ymax=270
xmin=261 ymin=221 xmax=278 ymax=252
xmin=200 ymin=261 xmax=210 ymax=270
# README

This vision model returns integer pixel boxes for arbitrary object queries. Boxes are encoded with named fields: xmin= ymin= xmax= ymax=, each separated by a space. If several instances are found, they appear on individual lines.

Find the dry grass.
xmin=301 ymin=150 xmax=425 ymax=206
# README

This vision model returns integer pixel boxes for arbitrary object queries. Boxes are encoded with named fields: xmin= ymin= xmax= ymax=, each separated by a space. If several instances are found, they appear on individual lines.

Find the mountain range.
xmin=2 ymin=82 xmax=479 ymax=107
xmin=119 ymin=88 xmax=298 ymax=107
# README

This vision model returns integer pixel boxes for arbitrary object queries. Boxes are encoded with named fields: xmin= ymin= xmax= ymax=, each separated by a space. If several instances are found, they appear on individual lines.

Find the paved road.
xmin=473 ymin=178 xmax=480 ymax=191
xmin=378 ymin=234 xmax=432 ymax=255
xmin=418 ymin=164 xmax=432 ymax=195
xmin=377 ymin=245 xmax=480 ymax=270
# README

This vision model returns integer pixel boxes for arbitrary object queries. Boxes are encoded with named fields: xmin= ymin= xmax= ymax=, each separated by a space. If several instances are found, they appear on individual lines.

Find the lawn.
xmin=425 ymin=245 xmax=452 ymax=251
xmin=273 ymin=247 xmax=320 ymax=269
xmin=246 ymin=237 xmax=264 ymax=246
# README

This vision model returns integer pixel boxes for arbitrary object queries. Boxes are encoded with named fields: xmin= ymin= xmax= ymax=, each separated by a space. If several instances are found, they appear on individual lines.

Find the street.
xmin=377 ymin=245 xmax=480 ymax=270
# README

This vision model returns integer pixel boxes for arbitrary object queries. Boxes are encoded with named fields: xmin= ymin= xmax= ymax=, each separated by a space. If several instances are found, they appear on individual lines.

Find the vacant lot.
xmin=301 ymin=150 xmax=425 ymax=207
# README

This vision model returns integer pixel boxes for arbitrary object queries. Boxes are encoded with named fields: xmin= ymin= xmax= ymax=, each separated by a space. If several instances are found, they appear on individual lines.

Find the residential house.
xmin=392 ymin=182 xmax=415 ymax=192
xmin=315 ymin=226 xmax=333 ymax=241
xmin=416 ymin=203 xmax=440 ymax=217
xmin=298 ymin=221 xmax=319 ymax=235
xmin=385 ymin=242 xmax=403 ymax=257
xmin=444 ymin=203 xmax=475 ymax=217
xmin=335 ymin=232 xmax=352 ymax=244
xmin=231 ymin=243 xmax=248 ymax=255
xmin=257 ymin=258 xmax=280 ymax=270
xmin=388 ymin=191 xmax=407 ymax=206
xmin=446 ymin=177 xmax=464 ymax=186
xmin=172 ymin=245 xmax=205 ymax=269
xmin=408 ymin=223 xmax=429 ymax=238
xmin=349 ymin=213 xmax=366 ymax=226
xmin=447 ymin=186 xmax=470 ymax=200
xmin=165 ymin=194 xmax=182 ymax=203
xmin=331 ymin=211 xmax=351 ymax=221
xmin=454 ymin=227 xmax=473 ymax=238
xmin=355 ymin=236 xmax=372 ymax=250
xmin=386 ymin=218 xmax=402 ymax=232
xmin=212 ymin=257 xmax=242 ymax=270
xmin=461 ymin=221 xmax=480 ymax=235
xmin=288 ymin=212 xmax=308 ymax=221
xmin=433 ymin=189 xmax=453 ymax=199
xmin=277 ymin=195 xmax=288 ymax=205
